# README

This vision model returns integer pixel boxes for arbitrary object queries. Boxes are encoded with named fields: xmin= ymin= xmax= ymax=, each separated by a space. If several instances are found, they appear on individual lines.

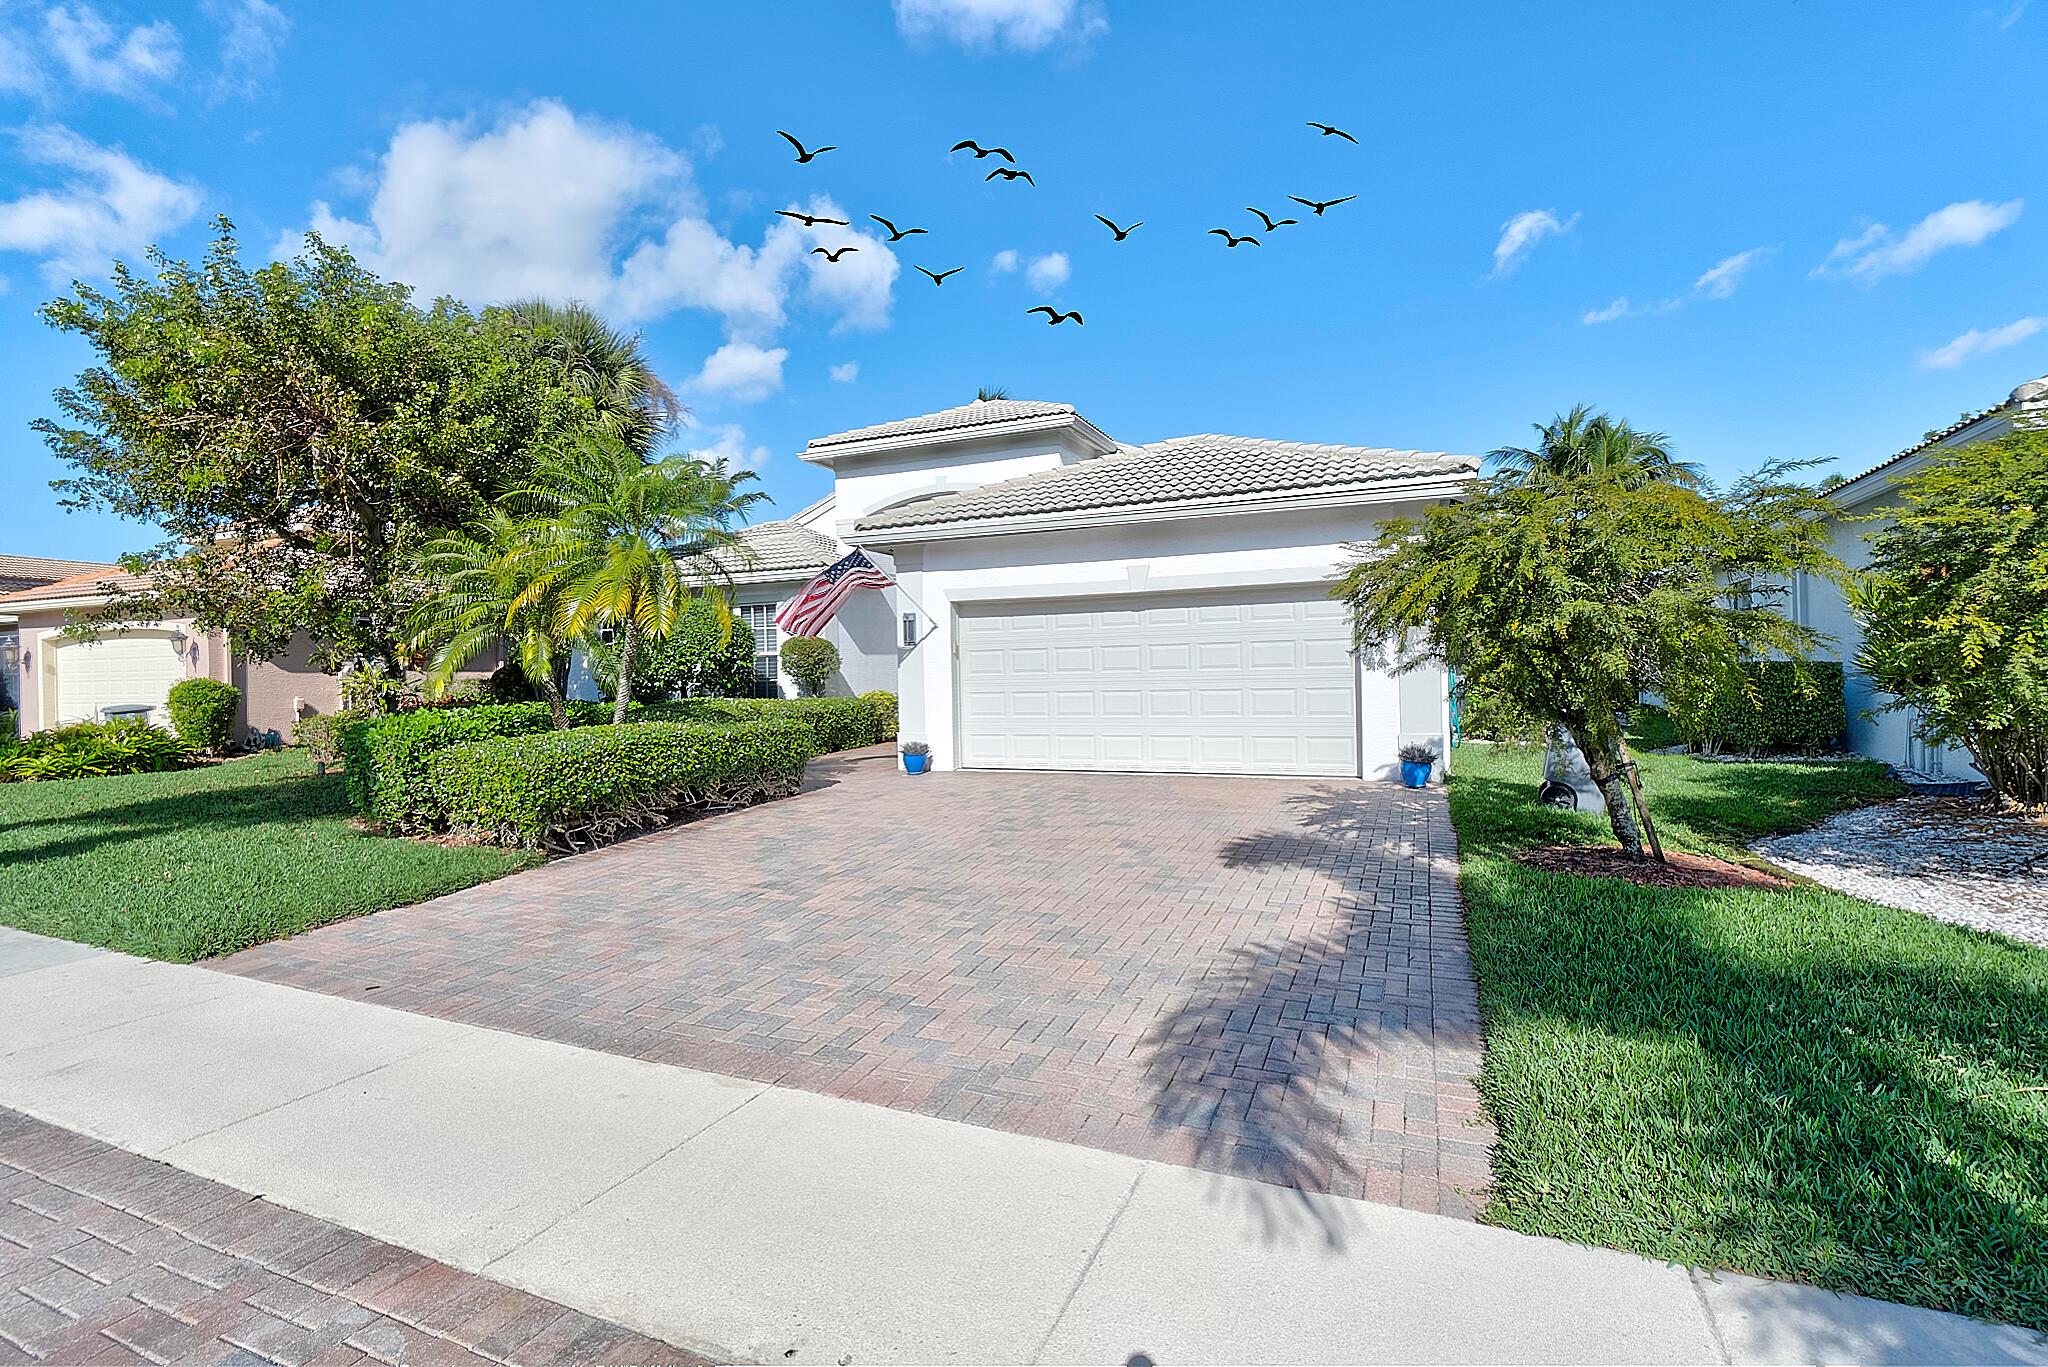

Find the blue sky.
xmin=1 ymin=0 xmax=2043 ymax=560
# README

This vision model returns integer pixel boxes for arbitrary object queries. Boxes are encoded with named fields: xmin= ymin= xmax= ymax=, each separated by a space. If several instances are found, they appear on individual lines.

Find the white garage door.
xmin=50 ymin=631 xmax=186 ymax=726
xmin=956 ymin=587 xmax=1358 ymax=776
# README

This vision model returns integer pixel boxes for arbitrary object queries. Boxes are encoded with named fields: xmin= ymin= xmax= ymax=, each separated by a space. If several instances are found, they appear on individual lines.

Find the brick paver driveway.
xmin=218 ymin=751 xmax=1494 ymax=1217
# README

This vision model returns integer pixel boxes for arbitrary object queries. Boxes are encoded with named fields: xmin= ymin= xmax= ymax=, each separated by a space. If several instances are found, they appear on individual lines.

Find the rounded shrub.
xmin=590 ymin=601 xmax=756 ymax=701
xmin=166 ymin=678 xmax=240 ymax=754
xmin=780 ymin=636 xmax=840 ymax=697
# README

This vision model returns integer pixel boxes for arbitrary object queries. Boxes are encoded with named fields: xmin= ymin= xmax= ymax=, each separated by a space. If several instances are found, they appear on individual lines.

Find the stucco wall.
xmin=871 ymin=499 xmax=1448 ymax=778
xmin=824 ymin=430 xmax=1092 ymax=531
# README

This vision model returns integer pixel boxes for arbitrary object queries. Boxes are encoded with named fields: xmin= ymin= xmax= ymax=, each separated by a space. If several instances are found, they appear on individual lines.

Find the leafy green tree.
xmin=1850 ymin=428 xmax=2048 ymax=804
xmin=1336 ymin=459 xmax=1837 ymax=856
xmin=780 ymin=635 xmax=840 ymax=696
xmin=1491 ymin=403 xmax=1702 ymax=489
xmin=34 ymin=220 xmax=581 ymax=671
xmin=588 ymin=597 xmax=757 ymax=700
xmin=521 ymin=429 xmax=763 ymax=722
xmin=407 ymin=509 xmax=576 ymax=729
xmin=496 ymin=298 xmax=681 ymax=456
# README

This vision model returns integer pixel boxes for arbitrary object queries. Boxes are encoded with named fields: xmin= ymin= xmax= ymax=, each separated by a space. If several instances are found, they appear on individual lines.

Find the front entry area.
xmin=954 ymin=586 xmax=1359 ymax=776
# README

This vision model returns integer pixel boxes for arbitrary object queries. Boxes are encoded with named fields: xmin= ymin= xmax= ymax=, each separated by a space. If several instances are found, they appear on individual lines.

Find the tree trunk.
xmin=537 ymin=672 xmax=569 ymax=730
xmin=1565 ymin=719 xmax=1645 ymax=856
xmin=613 ymin=617 xmax=637 ymax=726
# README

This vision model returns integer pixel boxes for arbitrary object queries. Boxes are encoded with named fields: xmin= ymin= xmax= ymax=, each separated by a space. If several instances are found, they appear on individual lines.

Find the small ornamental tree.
xmin=1335 ymin=460 xmax=1839 ymax=857
xmin=1850 ymin=428 xmax=2048 ymax=805
xmin=590 ymin=598 xmax=755 ymax=700
xmin=780 ymin=636 xmax=840 ymax=696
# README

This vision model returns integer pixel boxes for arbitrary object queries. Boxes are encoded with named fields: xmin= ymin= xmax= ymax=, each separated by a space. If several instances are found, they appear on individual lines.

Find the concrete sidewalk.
xmin=0 ymin=929 xmax=2039 ymax=1365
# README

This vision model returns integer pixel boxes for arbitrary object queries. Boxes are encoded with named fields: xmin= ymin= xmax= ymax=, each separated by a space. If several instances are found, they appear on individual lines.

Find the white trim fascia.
xmin=947 ymin=565 xmax=1344 ymax=605
xmin=0 ymin=592 xmax=119 ymax=614
xmin=799 ymin=412 xmax=1118 ymax=466
xmin=847 ymin=475 xmax=1474 ymax=546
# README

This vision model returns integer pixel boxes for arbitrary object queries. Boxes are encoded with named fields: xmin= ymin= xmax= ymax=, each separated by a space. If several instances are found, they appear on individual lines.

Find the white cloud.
xmin=991 ymin=248 xmax=1019 ymax=272
xmin=1996 ymin=0 xmax=2030 ymax=29
xmin=0 ymin=125 xmax=201 ymax=281
xmin=830 ymin=361 xmax=859 ymax=383
xmin=276 ymin=101 xmax=900 ymax=349
xmin=42 ymin=3 xmax=181 ymax=97
xmin=1815 ymin=199 xmax=2023 ymax=284
xmin=1582 ymin=297 xmax=1631 ymax=325
xmin=1692 ymin=247 xmax=1770 ymax=300
xmin=893 ymin=0 xmax=1105 ymax=51
xmin=690 ymin=422 xmax=773 ymax=472
xmin=1581 ymin=246 xmax=1770 ymax=324
xmin=1918 ymin=316 xmax=2048 ymax=370
xmin=687 ymin=339 xmax=787 ymax=402
xmin=1025 ymin=251 xmax=1070 ymax=290
xmin=203 ymin=0 xmax=288 ymax=98
xmin=1490 ymin=209 xmax=1577 ymax=277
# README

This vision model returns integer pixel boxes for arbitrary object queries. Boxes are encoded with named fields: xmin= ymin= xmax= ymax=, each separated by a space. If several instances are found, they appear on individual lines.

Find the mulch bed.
xmin=1517 ymin=844 xmax=1793 ymax=890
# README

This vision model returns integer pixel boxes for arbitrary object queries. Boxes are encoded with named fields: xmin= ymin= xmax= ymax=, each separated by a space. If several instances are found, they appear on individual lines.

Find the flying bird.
xmin=778 ymin=130 xmax=837 ymax=162
xmin=811 ymin=245 xmax=859 ymax=262
xmin=1093 ymin=215 xmax=1143 ymax=241
xmin=949 ymin=139 xmax=1016 ymax=162
xmin=1028 ymin=306 xmax=1083 ymax=326
xmin=985 ymin=166 xmax=1035 ymax=185
xmin=1244 ymin=206 xmax=1298 ymax=232
xmin=1208 ymin=229 xmax=1260 ymax=248
xmin=869 ymin=215 xmax=928 ymax=242
xmin=1306 ymin=121 xmax=1357 ymax=143
xmin=916 ymin=265 xmax=963 ymax=285
xmin=1289 ymin=194 xmax=1357 ymax=216
xmin=776 ymin=209 xmax=849 ymax=227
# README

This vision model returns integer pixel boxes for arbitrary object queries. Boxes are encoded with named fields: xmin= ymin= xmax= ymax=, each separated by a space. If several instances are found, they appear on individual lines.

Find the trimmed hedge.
xmin=429 ymin=719 xmax=813 ymax=851
xmin=642 ymin=693 xmax=897 ymax=753
xmin=167 ymin=678 xmax=241 ymax=754
xmin=341 ymin=699 xmax=614 ymax=830
xmin=1670 ymin=660 xmax=1847 ymax=755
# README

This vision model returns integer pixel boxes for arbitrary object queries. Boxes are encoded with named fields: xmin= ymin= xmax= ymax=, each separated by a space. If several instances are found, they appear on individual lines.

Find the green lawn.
xmin=0 ymin=750 xmax=534 ymax=962
xmin=1451 ymin=740 xmax=2048 ymax=1330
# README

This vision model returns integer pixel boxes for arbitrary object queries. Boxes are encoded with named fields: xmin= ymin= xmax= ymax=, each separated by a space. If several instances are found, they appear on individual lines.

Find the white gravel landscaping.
xmin=1753 ymin=798 xmax=2048 ymax=948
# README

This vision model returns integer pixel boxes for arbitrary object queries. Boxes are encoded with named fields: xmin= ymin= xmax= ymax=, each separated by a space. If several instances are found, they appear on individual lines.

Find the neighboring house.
xmin=680 ymin=397 xmax=1476 ymax=779
xmin=1793 ymin=371 xmax=2048 ymax=780
xmin=0 ymin=554 xmax=120 ymax=716
xmin=0 ymin=567 xmax=501 ymax=742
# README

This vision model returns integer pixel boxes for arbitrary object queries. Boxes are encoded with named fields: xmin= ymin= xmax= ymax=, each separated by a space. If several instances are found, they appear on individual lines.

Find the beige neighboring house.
xmin=1791 ymin=370 xmax=2048 ymax=782
xmin=0 ymin=563 xmax=436 ymax=742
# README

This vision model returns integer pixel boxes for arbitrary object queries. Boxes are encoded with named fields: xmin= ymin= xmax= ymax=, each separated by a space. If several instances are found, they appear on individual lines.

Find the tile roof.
xmin=0 ymin=565 xmax=153 ymax=608
xmin=1834 ymin=373 xmax=2048 ymax=498
xmin=806 ymin=399 xmax=1078 ymax=451
xmin=0 ymin=554 xmax=118 ymax=595
xmin=852 ymin=433 xmax=1479 ymax=535
xmin=707 ymin=519 xmax=838 ymax=579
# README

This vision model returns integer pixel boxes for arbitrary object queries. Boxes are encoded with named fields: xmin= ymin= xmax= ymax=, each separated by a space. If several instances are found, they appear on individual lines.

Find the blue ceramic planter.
xmin=1400 ymin=760 xmax=1432 ymax=789
xmin=904 ymin=753 xmax=931 ymax=775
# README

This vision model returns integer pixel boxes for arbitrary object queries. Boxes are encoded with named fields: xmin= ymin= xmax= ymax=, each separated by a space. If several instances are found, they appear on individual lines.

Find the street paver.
xmin=217 ymin=751 xmax=1492 ymax=1216
xmin=0 ymin=1105 xmax=704 ymax=1367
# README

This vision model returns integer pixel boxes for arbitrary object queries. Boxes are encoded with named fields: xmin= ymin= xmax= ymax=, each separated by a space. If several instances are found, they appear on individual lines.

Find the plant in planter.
xmin=900 ymin=739 xmax=932 ymax=775
xmin=1398 ymin=742 xmax=1438 ymax=789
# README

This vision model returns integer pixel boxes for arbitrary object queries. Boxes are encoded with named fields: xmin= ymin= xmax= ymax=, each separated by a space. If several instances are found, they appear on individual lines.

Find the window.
xmin=735 ymin=603 xmax=782 ymax=698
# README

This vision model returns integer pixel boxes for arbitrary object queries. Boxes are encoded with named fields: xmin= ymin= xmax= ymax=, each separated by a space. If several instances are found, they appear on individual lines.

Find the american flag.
xmin=775 ymin=549 xmax=894 ymax=636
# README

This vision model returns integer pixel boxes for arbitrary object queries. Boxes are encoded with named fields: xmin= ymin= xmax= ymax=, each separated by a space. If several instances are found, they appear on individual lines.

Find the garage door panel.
xmin=51 ymin=633 xmax=187 ymax=728
xmin=956 ymin=588 xmax=1358 ymax=777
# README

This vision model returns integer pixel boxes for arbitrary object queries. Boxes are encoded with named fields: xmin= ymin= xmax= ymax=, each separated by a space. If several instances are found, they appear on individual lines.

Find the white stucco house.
xmin=655 ymin=397 xmax=1477 ymax=779
xmin=1792 ymin=370 xmax=2048 ymax=782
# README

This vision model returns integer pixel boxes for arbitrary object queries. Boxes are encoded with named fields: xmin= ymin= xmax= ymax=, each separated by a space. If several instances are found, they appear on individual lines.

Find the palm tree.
xmin=520 ymin=429 xmax=765 ymax=723
xmin=406 ymin=509 xmax=575 ymax=728
xmin=1490 ymin=404 xmax=1702 ymax=488
xmin=500 ymin=299 xmax=683 ymax=455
